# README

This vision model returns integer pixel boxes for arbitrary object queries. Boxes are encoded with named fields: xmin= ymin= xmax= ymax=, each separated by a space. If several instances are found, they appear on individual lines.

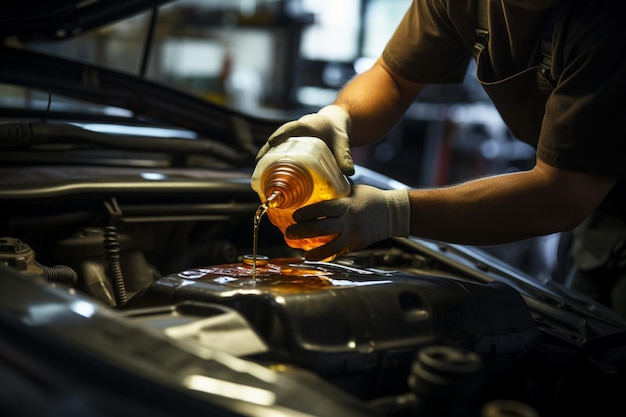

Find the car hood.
xmin=0 ymin=0 xmax=173 ymax=42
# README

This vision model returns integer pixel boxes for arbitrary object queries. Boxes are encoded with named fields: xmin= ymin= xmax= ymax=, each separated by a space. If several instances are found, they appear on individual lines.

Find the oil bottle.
xmin=251 ymin=136 xmax=351 ymax=254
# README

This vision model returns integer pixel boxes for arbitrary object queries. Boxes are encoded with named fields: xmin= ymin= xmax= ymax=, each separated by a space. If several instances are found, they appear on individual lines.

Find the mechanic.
xmin=255 ymin=0 xmax=626 ymax=317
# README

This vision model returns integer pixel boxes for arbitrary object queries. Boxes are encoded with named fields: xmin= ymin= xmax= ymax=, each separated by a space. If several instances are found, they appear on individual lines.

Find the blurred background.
xmin=3 ymin=0 xmax=562 ymax=282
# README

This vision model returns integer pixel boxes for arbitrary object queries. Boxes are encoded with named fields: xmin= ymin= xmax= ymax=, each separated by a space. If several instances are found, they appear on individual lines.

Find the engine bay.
xmin=2 ymin=165 xmax=626 ymax=417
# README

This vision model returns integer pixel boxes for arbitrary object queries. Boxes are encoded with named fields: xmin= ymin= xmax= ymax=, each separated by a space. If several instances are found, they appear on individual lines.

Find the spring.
xmin=103 ymin=225 xmax=127 ymax=306
xmin=37 ymin=262 xmax=78 ymax=286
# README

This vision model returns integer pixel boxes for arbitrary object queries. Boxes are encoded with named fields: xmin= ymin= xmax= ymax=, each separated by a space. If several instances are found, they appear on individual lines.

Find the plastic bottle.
xmin=251 ymin=136 xmax=350 ymax=253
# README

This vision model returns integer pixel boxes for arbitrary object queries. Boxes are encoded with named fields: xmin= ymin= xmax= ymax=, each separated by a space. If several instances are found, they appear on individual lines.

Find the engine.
xmin=1 ymin=168 xmax=625 ymax=417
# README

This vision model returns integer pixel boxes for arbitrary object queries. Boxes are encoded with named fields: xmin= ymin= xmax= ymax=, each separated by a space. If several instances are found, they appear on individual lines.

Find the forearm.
xmin=333 ymin=57 xmax=425 ymax=146
xmin=408 ymin=161 xmax=616 ymax=245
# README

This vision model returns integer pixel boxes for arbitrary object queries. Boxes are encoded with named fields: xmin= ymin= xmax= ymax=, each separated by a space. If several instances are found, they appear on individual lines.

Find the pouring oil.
xmin=250 ymin=137 xmax=350 ymax=258
xmin=251 ymin=200 xmax=270 ymax=278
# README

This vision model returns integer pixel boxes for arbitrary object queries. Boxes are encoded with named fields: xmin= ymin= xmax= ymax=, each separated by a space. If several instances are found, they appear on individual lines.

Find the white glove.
xmin=256 ymin=105 xmax=355 ymax=176
xmin=285 ymin=185 xmax=411 ymax=261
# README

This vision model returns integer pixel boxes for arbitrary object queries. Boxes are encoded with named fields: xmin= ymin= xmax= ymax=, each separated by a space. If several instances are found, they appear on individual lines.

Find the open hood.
xmin=0 ymin=0 xmax=174 ymax=42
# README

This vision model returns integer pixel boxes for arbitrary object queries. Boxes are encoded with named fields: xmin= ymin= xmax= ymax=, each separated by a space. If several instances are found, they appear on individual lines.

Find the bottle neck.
xmin=265 ymin=190 xmax=281 ymax=206
xmin=262 ymin=161 xmax=313 ymax=209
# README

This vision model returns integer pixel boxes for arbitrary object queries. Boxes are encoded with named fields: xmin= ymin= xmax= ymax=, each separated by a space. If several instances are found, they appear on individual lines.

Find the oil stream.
xmin=252 ymin=201 xmax=269 ymax=278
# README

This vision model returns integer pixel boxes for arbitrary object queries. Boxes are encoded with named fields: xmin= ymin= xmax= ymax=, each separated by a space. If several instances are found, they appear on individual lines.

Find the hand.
xmin=256 ymin=105 xmax=355 ymax=176
xmin=286 ymin=185 xmax=411 ymax=261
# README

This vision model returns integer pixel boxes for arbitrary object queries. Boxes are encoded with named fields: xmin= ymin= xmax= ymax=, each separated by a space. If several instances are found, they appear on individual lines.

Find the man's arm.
xmin=408 ymin=158 xmax=617 ymax=244
xmin=286 ymin=157 xmax=616 ymax=261
xmin=334 ymin=57 xmax=426 ymax=146
xmin=256 ymin=57 xmax=426 ymax=176
xmin=337 ymin=59 xmax=616 ymax=243
xmin=280 ymin=54 xmax=618 ymax=260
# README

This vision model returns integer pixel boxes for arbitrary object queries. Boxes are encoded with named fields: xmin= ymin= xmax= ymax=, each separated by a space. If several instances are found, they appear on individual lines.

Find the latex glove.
xmin=286 ymin=185 xmax=411 ymax=261
xmin=256 ymin=105 xmax=355 ymax=176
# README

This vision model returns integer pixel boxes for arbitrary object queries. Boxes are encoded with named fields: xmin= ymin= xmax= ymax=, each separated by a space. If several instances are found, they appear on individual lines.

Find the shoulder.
xmin=540 ymin=0 xmax=626 ymax=179
xmin=552 ymin=0 xmax=625 ymax=83
xmin=398 ymin=0 xmax=475 ymax=32
xmin=387 ymin=0 xmax=477 ymax=55
xmin=556 ymin=0 xmax=624 ymax=55
xmin=382 ymin=0 xmax=475 ymax=83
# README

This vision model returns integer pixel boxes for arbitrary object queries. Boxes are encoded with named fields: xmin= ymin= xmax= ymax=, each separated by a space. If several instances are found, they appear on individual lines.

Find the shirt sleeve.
xmin=537 ymin=0 xmax=626 ymax=179
xmin=382 ymin=0 xmax=472 ymax=84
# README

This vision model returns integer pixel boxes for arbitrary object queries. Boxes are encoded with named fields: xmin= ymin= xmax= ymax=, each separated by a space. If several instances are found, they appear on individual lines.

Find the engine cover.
xmin=129 ymin=258 xmax=540 ymax=381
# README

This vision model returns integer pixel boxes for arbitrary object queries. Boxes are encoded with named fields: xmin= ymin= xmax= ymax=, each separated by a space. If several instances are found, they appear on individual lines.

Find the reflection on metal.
xmin=69 ymin=300 xmax=96 ymax=318
xmin=186 ymin=374 xmax=277 ymax=406
xmin=164 ymin=312 xmax=267 ymax=357
xmin=76 ymin=123 xmax=196 ymax=139
xmin=23 ymin=303 xmax=68 ymax=325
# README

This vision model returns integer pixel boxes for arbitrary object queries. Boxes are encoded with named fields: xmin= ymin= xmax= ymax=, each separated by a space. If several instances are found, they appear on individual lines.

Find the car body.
xmin=1 ymin=2 xmax=625 ymax=417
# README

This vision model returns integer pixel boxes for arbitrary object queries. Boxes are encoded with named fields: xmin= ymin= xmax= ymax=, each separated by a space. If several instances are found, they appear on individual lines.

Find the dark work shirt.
xmin=382 ymin=0 xmax=626 ymax=182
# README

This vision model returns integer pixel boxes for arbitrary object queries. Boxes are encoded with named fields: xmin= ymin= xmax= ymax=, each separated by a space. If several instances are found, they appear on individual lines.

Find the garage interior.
xmin=2 ymin=0 xmax=562 ymax=282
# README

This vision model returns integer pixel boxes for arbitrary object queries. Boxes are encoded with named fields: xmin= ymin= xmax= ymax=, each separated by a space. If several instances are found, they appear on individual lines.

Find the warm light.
xmin=184 ymin=374 xmax=276 ymax=406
